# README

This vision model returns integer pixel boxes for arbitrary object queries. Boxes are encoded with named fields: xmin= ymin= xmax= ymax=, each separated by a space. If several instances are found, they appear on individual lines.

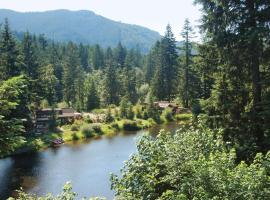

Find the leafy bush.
xmin=119 ymin=98 xmax=135 ymax=120
xmin=161 ymin=108 xmax=174 ymax=122
xmin=70 ymin=124 xmax=79 ymax=131
xmin=92 ymin=109 xmax=106 ymax=114
xmin=175 ymin=113 xmax=192 ymax=121
xmin=111 ymin=123 xmax=270 ymax=200
xmin=72 ymin=133 xmax=79 ymax=140
xmin=111 ymin=122 xmax=120 ymax=130
xmin=84 ymin=116 xmax=92 ymax=123
xmin=146 ymin=99 xmax=161 ymax=123
xmin=142 ymin=110 xmax=149 ymax=120
xmin=147 ymin=118 xmax=155 ymax=125
xmin=40 ymin=99 xmax=49 ymax=109
xmin=122 ymin=120 xmax=141 ymax=131
xmin=126 ymin=104 xmax=134 ymax=120
xmin=105 ymin=108 xmax=114 ymax=123
xmin=91 ymin=123 xmax=102 ymax=135
xmin=8 ymin=182 xmax=105 ymax=200
xmin=191 ymin=99 xmax=202 ymax=116
xmin=80 ymin=125 xmax=94 ymax=138
xmin=57 ymin=101 xmax=69 ymax=109
xmin=134 ymin=104 xmax=143 ymax=119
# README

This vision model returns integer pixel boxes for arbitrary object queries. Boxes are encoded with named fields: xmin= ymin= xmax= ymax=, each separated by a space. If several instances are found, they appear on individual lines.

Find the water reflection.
xmin=0 ymin=153 xmax=42 ymax=199
xmin=0 ymin=122 xmax=180 ymax=199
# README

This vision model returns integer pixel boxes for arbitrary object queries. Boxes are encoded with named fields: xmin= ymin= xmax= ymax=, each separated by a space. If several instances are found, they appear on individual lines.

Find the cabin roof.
xmin=154 ymin=101 xmax=179 ymax=108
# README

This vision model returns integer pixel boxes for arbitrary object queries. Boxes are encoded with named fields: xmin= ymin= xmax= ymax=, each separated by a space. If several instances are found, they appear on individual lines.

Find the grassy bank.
xmin=8 ymin=107 xmax=193 ymax=157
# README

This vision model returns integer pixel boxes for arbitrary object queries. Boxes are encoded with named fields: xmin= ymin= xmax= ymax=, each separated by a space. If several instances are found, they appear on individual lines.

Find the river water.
xmin=0 ymin=122 xmax=180 ymax=199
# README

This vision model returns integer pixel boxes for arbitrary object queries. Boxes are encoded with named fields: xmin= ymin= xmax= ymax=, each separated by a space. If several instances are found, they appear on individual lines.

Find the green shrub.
xmin=84 ymin=116 xmax=92 ymax=123
xmin=134 ymin=104 xmax=143 ymax=119
xmin=80 ymin=125 xmax=94 ymax=138
xmin=175 ymin=113 xmax=192 ymax=121
xmin=72 ymin=133 xmax=79 ymax=140
xmin=8 ymin=182 xmax=106 ymax=200
xmin=147 ymin=118 xmax=155 ymax=125
xmin=57 ymin=101 xmax=69 ymax=109
xmin=90 ymin=123 xmax=102 ymax=134
xmin=162 ymin=108 xmax=174 ymax=122
xmin=111 ymin=122 xmax=120 ymax=130
xmin=126 ymin=104 xmax=134 ymax=120
xmin=142 ymin=110 xmax=149 ymax=120
xmin=70 ymin=124 xmax=79 ymax=131
xmin=109 ymin=104 xmax=117 ymax=109
xmin=105 ymin=108 xmax=114 ymax=123
xmin=92 ymin=109 xmax=106 ymax=114
xmin=111 ymin=124 xmax=270 ymax=199
xmin=122 ymin=120 xmax=141 ymax=131
xmin=191 ymin=100 xmax=202 ymax=116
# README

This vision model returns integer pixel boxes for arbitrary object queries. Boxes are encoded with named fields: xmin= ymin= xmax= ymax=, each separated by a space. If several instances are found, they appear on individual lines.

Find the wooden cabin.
xmin=35 ymin=108 xmax=81 ymax=134
xmin=154 ymin=101 xmax=181 ymax=114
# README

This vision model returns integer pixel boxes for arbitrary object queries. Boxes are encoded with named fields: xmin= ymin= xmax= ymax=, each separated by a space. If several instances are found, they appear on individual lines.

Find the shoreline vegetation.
xmin=2 ymin=0 xmax=270 ymax=198
xmin=6 ymin=105 xmax=192 ymax=158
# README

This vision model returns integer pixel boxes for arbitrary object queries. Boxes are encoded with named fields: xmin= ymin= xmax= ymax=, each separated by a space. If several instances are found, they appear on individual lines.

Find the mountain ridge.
xmin=0 ymin=9 xmax=161 ymax=52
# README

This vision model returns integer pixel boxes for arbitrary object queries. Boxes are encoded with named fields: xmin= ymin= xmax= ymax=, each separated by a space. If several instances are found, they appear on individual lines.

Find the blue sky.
xmin=0 ymin=0 xmax=202 ymax=40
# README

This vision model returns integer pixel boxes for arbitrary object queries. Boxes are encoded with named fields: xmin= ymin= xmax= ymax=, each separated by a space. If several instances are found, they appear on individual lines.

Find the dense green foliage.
xmin=111 ymin=123 xmax=270 ymax=200
xmin=1 ymin=1 xmax=270 ymax=198
xmin=8 ymin=182 xmax=105 ymax=200
xmin=0 ymin=9 xmax=161 ymax=53
xmin=0 ymin=76 xmax=27 ymax=156
xmin=194 ymin=0 xmax=270 ymax=160
xmin=151 ymin=25 xmax=178 ymax=101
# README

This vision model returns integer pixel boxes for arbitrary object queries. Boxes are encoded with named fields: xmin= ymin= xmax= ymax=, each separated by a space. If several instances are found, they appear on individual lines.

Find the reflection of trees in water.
xmin=0 ymin=158 xmax=14 ymax=199
xmin=51 ymin=146 xmax=61 ymax=154
xmin=0 ymin=152 xmax=42 ymax=199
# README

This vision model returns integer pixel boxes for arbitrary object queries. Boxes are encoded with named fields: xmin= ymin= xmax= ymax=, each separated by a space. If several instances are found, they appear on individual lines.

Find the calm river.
xmin=0 ymin=122 xmax=179 ymax=199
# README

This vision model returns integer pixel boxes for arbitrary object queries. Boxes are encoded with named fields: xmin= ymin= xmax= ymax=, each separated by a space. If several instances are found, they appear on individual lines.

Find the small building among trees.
xmin=35 ymin=108 xmax=81 ymax=134
xmin=154 ymin=101 xmax=189 ymax=114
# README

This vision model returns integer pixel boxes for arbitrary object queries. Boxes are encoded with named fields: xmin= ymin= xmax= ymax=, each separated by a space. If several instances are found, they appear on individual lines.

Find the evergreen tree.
xmin=180 ymin=19 xmax=194 ymax=107
xmin=74 ymin=66 xmax=85 ymax=111
xmin=151 ymin=25 xmax=178 ymax=101
xmin=122 ymin=68 xmax=138 ymax=104
xmin=102 ymin=64 xmax=120 ymax=105
xmin=144 ymin=41 xmax=161 ymax=84
xmin=63 ymin=42 xmax=80 ymax=107
xmin=146 ymin=94 xmax=160 ymax=123
xmin=162 ymin=24 xmax=178 ymax=101
xmin=195 ymin=0 xmax=270 ymax=154
xmin=91 ymin=44 xmax=104 ymax=70
xmin=41 ymin=64 xmax=58 ymax=106
xmin=38 ymin=34 xmax=48 ymax=50
xmin=48 ymin=42 xmax=63 ymax=102
xmin=0 ymin=19 xmax=20 ymax=81
xmin=79 ymin=43 xmax=89 ymax=71
xmin=105 ymin=47 xmax=114 ymax=66
xmin=119 ymin=97 xmax=131 ymax=119
xmin=84 ymin=76 xmax=100 ymax=111
xmin=195 ymin=41 xmax=218 ymax=100
xmin=22 ymin=32 xmax=38 ymax=79
xmin=22 ymin=31 xmax=41 ymax=102
xmin=114 ymin=42 xmax=127 ymax=68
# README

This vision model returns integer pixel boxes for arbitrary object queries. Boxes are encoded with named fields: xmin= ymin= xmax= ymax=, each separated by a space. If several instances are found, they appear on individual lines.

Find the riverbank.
xmin=4 ymin=108 xmax=193 ymax=158
xmin=0 ymin=121 xmax=183 ymax=199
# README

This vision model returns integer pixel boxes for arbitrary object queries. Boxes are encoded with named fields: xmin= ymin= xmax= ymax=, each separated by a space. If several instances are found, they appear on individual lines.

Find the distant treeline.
xmin=1 ymin=6 xmax=270 ymax=161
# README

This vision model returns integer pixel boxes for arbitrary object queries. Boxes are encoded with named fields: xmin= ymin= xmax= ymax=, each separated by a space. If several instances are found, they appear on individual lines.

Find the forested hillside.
xmin=0 ymin=9 xmax=161 ymax=52
xmin=1 ymin=0 xmax=270 ymax=198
